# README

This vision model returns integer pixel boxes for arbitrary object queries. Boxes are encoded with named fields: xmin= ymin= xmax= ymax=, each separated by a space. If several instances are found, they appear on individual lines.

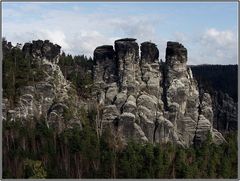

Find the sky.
xmin=2 ymin=2 xmax=238 ymax=65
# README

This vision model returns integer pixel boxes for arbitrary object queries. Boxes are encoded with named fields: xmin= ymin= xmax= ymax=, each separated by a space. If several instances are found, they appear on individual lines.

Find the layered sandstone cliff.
xmin=3 ymin=39 xmax=226 ymax=147
xmin=93 ymin=38 xmax=225 ymax=147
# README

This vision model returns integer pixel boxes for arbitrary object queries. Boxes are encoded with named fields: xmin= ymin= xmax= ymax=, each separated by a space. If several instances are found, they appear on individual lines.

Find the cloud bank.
xmin=3 ymin=3 xmax=237 ymax=65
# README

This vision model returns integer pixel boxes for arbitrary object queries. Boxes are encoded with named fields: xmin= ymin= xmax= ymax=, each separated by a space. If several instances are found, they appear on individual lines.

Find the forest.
xmin=2 ymin=112 xmax=238 ymax=178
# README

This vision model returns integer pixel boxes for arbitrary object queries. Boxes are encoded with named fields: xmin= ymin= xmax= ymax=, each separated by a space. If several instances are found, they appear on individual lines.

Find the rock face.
xmin=3 ymin=40 xmax=81 ymax=133
xmin=93 ymin=38 xmax=225 ymax=147
xmin=212 ymin=91 xmax=238 ymax=132
xmin=190 ymin=64 xmax=237 ymax=133
xmin=2 ymin=39 xmax=13 ymax=53
xmin=3 ymin=38 xmax=227 ymax=147
xmin=23 ymin=40 xmax=61 ymax=63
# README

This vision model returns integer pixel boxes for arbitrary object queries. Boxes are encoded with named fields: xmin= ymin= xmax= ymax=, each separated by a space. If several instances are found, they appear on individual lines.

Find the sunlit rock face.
xmin=93 ymin=38 xmax=225 ymax=147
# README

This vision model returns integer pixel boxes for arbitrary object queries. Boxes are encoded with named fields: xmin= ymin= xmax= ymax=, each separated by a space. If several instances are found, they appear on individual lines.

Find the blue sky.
xmin=3 ymin=2 xmax=238 ymax=64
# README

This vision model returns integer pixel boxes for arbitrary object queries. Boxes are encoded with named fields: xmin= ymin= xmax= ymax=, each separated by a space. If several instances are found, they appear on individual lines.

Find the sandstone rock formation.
xmin=212 ymin=91 xmax=238 ymax=132
xmin=3 ymin=39 xmax=226 ymax=148
xmin=190 ymin=64 xmax=238 ymax=133
xmin=3 ymin=40 xmax=81 ymax=133
xmin=23 ymin=40 xmax=61 ymax=63
xmin=93 ymin=38 xmax=225 ymax=147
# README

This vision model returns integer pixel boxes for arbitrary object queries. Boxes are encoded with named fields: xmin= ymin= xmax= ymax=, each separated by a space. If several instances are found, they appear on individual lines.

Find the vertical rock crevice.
xmin=161 ymin=60 xmax=169 ymax=111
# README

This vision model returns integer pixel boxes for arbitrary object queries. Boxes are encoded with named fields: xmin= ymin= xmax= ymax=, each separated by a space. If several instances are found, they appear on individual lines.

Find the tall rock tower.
xmin=93 ymin=38 xmax=225 ymax=147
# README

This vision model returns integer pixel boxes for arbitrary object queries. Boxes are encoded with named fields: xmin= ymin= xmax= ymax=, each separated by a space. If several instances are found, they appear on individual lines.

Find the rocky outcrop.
xmin=114 ymin=38 xmax=140 ymax=94
xmin=190 ymin=64 xmax=237 ymax=133
xmin=3 ymin=38 xmax=227 ymax=147
xmin=3 ymin=40 xmax=81 ymax=133
xmin=93 ymin=38 xmax=225 ymax=147
xmin=23 ymin=40 xmax=61 ymax=63
xmin=2 ymin=39 xmax=13 ymax=53
xmin=212 ymin=91 xmax=237 ymax=132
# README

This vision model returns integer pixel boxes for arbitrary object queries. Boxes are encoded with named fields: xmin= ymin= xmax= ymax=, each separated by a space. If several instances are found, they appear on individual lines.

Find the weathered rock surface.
xmin=93 ymin=38 xmax=225 ymax=146
xmin=3 ymin=40 xmax=81 ymax=133
xmin=23 ymin=40 xmax=61 ymax=63
xmin=3 ymin=38 xmax=227 ymax=147
xmin=2 ymin=39 xmax=13 ymax=53
xmin=190 ymin=64 xmax=238 ymax=133
xmin=115 ymin=38 xmax=140 ymax=93
xmin=212 ymin=91 xmax=238 ymax=132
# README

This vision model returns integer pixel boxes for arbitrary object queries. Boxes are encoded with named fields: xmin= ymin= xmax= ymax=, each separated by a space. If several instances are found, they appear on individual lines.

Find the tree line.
xmin=3 ymin=111 xmax=238 ymax=178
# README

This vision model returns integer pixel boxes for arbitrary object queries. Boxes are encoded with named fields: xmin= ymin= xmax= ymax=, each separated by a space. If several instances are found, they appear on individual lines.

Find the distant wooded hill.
xmin=190 ymin=64 xmax=238 ymax=102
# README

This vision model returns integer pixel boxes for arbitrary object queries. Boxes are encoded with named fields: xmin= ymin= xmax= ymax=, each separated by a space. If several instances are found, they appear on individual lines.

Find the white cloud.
xmin=167 ymin=28 xmax=237 ymax=65
xmin=202 ymin=28 xmax=235 ymax=47
xmin=36 ymin=30 xmax=70 ymax=50
xmin=3 ymin=7 xmax=164 ymax=56
xmin=3 ymin=4 xmax=165 ymax=57
xmin=3 ymin=4 xmax=237 ymax=64
xmin=196 ymin=28 xmax=237 ymax=64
